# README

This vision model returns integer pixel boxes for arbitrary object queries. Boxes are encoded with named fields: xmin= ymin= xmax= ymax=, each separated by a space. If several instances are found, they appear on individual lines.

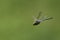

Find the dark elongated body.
xmin=33 ymin=20 xmax=41 ymax=25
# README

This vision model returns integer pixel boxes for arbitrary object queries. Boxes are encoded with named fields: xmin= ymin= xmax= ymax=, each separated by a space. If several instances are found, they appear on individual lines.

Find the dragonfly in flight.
xmin=33 ymin=12 xmax=53 ymax=25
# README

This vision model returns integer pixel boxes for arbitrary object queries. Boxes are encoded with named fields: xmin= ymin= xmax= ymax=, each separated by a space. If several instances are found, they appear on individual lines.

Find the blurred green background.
xmin=0 ymin=0 xmax=60 ymax=40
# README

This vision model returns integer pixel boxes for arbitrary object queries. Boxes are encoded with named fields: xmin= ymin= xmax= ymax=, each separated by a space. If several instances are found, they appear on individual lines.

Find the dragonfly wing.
xmin=37 ymin=11 xmax=42 ymax=19
xmin=42 ymin=17 xmax=53 ymax=21
xmin=33 ymin=16 xmax=37 ymax=21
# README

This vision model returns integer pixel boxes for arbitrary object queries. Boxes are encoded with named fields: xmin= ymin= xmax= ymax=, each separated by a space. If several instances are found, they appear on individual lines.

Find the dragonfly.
xmin=33 ymin=12 xmax=53 ymax=25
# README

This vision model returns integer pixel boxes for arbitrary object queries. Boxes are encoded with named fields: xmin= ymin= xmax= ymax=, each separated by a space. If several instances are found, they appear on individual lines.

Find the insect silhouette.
xmin=33 ymin=12 xmax=53 ymax=25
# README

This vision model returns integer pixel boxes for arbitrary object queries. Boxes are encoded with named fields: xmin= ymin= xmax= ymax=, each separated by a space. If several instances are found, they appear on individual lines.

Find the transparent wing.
xmin=37 ymin=11 xmax=42 ymax=19
xmin=45 ymin=17 xmax=53 ymax=20
xmin=42 ymin=17 xmax=53 ymax=21
xmin=33 ymin=16 xmax=37 ymax=21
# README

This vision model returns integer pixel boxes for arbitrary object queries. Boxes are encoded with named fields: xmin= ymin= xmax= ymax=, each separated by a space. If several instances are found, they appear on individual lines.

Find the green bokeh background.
xmin=0 ymin=0 xmax=60 ymax=40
